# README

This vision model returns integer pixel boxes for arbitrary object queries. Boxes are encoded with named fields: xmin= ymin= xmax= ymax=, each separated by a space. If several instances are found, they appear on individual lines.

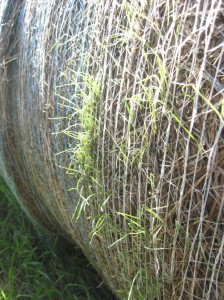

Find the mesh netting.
xmin=0 ymin=0 xmax=224 ymax=299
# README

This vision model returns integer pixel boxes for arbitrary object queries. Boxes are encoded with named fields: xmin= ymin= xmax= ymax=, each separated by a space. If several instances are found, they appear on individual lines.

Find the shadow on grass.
xmin=0 ymin=179 xmax=115 ymax=300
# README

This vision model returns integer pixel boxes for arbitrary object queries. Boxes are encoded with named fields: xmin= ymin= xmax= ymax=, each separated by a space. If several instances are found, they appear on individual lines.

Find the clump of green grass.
xmin=0 ymin=179 xmax=114 ymax=300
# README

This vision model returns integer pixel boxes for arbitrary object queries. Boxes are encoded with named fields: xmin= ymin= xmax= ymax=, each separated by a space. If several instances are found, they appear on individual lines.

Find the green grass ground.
xmin=0 ymin=179 xmax=113 ymax=300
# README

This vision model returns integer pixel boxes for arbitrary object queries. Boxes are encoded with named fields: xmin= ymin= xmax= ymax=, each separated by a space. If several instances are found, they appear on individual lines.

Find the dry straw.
xmin=0 ymin=0 xmax=224 ymax=299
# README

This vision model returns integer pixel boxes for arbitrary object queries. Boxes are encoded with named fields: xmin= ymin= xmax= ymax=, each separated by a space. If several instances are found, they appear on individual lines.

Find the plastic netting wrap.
xmin=0 ymin=0 xmax=224 ymax=298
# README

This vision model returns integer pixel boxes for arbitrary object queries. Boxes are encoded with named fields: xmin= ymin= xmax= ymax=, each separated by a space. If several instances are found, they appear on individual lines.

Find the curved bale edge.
xmin=1 ymin=0 xmax=224 ymax=299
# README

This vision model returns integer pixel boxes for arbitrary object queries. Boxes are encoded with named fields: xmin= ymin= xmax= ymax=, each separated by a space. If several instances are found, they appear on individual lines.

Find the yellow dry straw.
xmin=0 ymin=0 xmax=224 ymax=299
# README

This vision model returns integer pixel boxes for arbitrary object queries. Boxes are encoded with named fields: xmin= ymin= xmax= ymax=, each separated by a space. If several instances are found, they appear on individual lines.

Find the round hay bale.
xmin=0 ymin=0 xmax=224 ymax=299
